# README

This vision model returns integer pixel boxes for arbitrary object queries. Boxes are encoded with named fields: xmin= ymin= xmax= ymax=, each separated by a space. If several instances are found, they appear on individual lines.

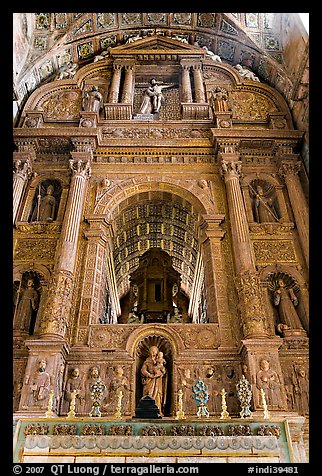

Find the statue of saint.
xmin=32 ymin=184 xmax=56 ymax=222
xmin=273 ymin=279 xmax=304 ymax=331
xmin=253 ymin=185 xmax=278 ymax=223
xmin=14 ymin=278 xmax=39 ymax=333
xmin=139 ymin=78 xmax=174 ymax=114
xmin=141 ymin=346 xmax=167 ymax=415
xmin=82 ymin=86 xmax=103 ymax=113
xmin=256 ymin=359 xmax=282 ymax=408
xmin=28 ymin=359 xmax=51 ymax=406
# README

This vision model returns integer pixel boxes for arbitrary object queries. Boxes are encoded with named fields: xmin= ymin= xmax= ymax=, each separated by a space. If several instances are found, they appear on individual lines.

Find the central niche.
xmin=129 ymin=248 xmax=181 ymax=323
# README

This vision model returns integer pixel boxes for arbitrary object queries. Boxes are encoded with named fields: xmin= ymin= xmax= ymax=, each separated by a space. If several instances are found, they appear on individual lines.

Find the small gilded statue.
xmin=236 ymin=374 xmax=253 ymax=418
xmin=192 ymin=379 xmax=209 ymax=418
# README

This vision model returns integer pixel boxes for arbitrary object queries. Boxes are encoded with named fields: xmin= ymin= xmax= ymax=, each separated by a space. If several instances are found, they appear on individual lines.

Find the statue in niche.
xmin=64 ymin=367 xmax=86 ymax=414
xmin=139 ymin=78 xmax=174 ymax=114
xmin=82 ymin=85 xmax=103 ymax=113
xmin=272 ymin=278 xmax=304 ymax=333
xmin=256 ymin=359 xmax=282 ymax=408
xmin=141 ymin=346 xmax=167 ymax=416
xmin=102 ymin=366 xmax=131 ymax=414
xmin=27 ymin=359 xmax=51 ymax=406
xmin=167 ymin=306 xmax=183 ymax=323
xmin=235 ymin=63 xmax=260 ymax=82
xmin=210 ymin=87 xmax=229 ymax=112
xmin=294 ymin=366 xmax=309 ymax=415
xmin=31 ymin=184 xmax=56 ymax=222
xmin=251 ymin=184 xmax=279 ymax=223
xmin=13 ymin=278 xmax=39 ymax=334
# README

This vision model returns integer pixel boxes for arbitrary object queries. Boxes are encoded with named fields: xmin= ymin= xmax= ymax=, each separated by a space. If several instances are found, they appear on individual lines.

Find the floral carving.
xmin=141 ymin=425 xmax=166 ymax=436
xmin=253 ymin=240 xmax=296 ymax=264
xmin=81 ymin=424 xmax=105 ymax=435
xmin=199 ymin=425 xmax=224 ymax=436
xmin=171 ymin=425 xmax=194 ymax=436
xmin=109 ymin=425 xmax=133 ymax=436
xmin=230 ymin=91 xmax=277 ymax=120
xmin=37 ymin=90 xmax=82 ymax=120
xmin=257 ymin=425 xmax=281 ymax=438
xmin=14 ymin=239 xmax=57 ymax=261
xmin=24 ymin=424 xmax=49 ymax=435
xmin=53 ymin=424 xmax=77 ymax=435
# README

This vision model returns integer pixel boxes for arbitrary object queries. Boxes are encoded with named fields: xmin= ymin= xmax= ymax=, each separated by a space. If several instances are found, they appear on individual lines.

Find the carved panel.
xmin=36 ymin=90 xmax=82 ymax=120
xmin=253 ymin=240 xmax=297 ymax=265
xmin=230 ymin=91 xmax=278 ymax=120
xmin=14 ymin=238 xmax=57 ymax=261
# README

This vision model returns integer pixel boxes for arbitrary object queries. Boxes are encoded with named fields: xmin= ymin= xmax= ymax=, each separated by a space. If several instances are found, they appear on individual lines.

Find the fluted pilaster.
xmin=108 ymin=64 xmax=123 ymax=103
xmin=192 ymin=64 xmax=206 ymax=103
xmin=279 ymin=161 xmax=309 ymax=266
xmin=181 ymin=64 xmax=192 ymax=102
xmin=121 ymin=64 xmax=134 ymax=103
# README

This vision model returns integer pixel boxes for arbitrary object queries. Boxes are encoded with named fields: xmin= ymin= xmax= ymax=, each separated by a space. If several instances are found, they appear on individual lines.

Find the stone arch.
xmin=126 ymin=325 xmax=184 ymax=416
xmin=95 ymin=179 xmax=211 ymax=218
xmin=259 ymin=264 xmax=308 ymax=334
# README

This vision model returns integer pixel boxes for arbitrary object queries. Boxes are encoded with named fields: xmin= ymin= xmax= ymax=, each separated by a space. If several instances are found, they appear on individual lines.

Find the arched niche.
xmin=241 ymin=173 xmax=290 ymax=224
xmin=260 ymin=264 xmax=308 ymax=335
xmin=13 ymin=264 xmax=50 ymax=336
xmin=126 ymin=325 xmax=183 ymax=416
xmin=28 ymin=178 xmax=63 ymax=223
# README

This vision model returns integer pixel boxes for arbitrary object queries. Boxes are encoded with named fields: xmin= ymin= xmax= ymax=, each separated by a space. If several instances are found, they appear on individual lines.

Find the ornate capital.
xmin=278 ymin=161 xmax=301 ymax=180
xmin=13 ymin=157 xmax=33 ymax=180
xmin=69 ymin=158 xmax=92 ymax=178
xmin=220 ymin=159 xmax=242 ymax=179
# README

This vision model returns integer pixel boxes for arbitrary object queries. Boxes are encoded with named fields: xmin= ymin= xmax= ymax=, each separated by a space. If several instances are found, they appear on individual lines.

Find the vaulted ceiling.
xmin=13 ymin=13 xmax=308 ymax=112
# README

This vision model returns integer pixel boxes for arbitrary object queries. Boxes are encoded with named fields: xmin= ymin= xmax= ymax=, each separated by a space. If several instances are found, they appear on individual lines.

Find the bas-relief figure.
xmin=179 ymin=368 xmax=195 ymax=414
xmin=139 ymin=78 xmax=174 ymax=114
xmin=141 ymin=346 xmax=167 ymax=416
xmin=64 ymin=367 xmax=86 ymax=414
xmin=210 ymin=87 xmax=229 ymax=112
xmin=102 ymin=366 xmax=131 ymax=413
xmin=204 ymin=367 xmax=222 ymax=414
xmin=256 ymin=359 xmax=283 ymax=409
xmin=27 ymin=360 xmax=51 ymax=407
xmin=31 ymin=184 xmax=56 ymax=222
xmin=294 ymin=366 xmax=309 ymax=415
xmin=14 ymin=278 xmax=39 ymax=333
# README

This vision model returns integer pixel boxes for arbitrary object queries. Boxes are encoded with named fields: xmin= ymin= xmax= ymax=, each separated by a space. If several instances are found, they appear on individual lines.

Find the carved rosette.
xmin=236 ymin=271 xmax=268 ymax=338
xmin=40 ymin=270 xmax=74 ymax=338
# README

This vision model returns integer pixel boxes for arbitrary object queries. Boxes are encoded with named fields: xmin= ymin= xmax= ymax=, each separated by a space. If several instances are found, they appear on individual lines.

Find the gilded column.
xmin=279 ymin=161 xmax=309 ymax=266
xmin=13 ymin=142 xmax=36 ymax=224
xmin=192 ymin=64 xmax=206 ymax=103
xmin=39 ymin=140 xmax=93 ymax=339
xmin=108 ymin=63 xmax=123 ymax=103
xmin=181 ymin=64 xmax=192 ymax=103
xmin=219 ymin=143 xmax=268 ymax=338
xmin=121 ymin=64 xmax=134 ymax=103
